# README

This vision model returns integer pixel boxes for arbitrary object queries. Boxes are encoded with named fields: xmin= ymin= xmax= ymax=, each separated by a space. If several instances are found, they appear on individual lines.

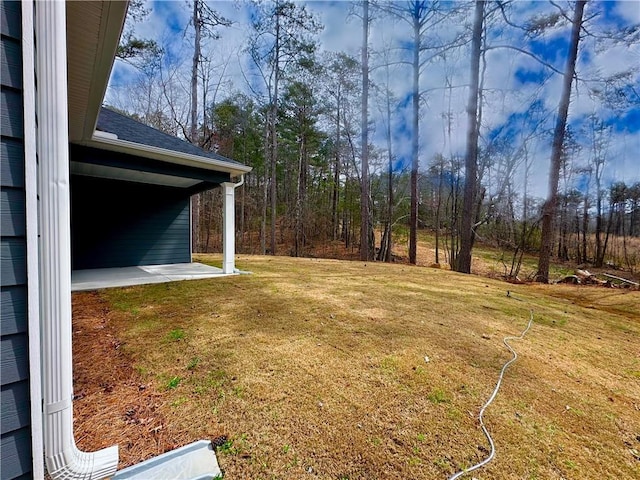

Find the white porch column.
xmin=36 ymin=1 xmax=118 ymax=478
xmin=222 ymin=182 xmax=236 ymax=274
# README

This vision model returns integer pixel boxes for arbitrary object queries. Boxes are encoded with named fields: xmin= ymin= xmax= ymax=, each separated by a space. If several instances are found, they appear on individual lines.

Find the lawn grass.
xmin=73 ymin=254 xmax=640 ymax=479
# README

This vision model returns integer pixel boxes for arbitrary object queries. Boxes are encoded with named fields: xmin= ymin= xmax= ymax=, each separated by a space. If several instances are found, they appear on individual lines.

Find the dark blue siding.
xmin=1 ymin=189 xmax=25 ymax=236
xmin=0 ymin=35 xmax=22 ymax=89
xmin=1 ymin=380 xmax=30 ymax=433
xmin=0 ymin=1 xmax=33 ymax=478
xmin=0 ymin=335 xmax=29 ymax=384
xmin=0 ymin=88 xmax=23 ymax=139
xmin=0 ymin=1 xmax=20 ymax=39
xmin=0 ymin=238 xmax=26 ymax=286
xmin=71 ymin=175 xmax=191 ymax=270
xmin=1 ymin=287 xmax=27 ymax=336
xmin=1 ymin=138 xmax=26 ymax=189
xmin=0 ymin=427 xmax=32 ymax=480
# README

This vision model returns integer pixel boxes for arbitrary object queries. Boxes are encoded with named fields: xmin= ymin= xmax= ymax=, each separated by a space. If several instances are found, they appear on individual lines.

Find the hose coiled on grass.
xmin=448 ymin=309 xmax=534 ymax=479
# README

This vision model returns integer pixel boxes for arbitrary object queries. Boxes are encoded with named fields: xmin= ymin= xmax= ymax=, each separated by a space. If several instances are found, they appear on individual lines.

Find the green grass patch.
xmin=165 ymin=376 xmax=181 ymax=390
xmin=167 ymin=328 xmax=186 ymax=341
xmin=427 ymin=389 xmax=450 ymax=404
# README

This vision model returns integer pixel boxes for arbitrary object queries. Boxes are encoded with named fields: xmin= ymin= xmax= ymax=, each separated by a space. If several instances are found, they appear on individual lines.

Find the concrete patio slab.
xmin=71 ymin=262 xmax=229 ymax=291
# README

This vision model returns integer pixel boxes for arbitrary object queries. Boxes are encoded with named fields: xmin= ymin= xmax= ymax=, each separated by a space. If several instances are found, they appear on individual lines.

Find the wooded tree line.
xmin=112 ymin=0 xmax=640 ymax=279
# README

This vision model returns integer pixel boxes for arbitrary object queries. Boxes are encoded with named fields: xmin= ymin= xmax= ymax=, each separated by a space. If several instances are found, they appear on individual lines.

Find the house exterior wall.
xmin=71 ymin=175 xmax=191 ymax=269
xmin=0 ymin=1 xmax=34 ymax=478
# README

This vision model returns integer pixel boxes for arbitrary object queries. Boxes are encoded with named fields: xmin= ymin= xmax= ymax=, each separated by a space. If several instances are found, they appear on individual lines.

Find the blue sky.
xmin=107 ymin=0 xmax=640 ymax=201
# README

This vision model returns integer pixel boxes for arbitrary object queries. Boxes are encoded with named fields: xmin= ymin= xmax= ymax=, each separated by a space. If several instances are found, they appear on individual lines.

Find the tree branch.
xmin=484 ymin=44 xmax=566 ymax=76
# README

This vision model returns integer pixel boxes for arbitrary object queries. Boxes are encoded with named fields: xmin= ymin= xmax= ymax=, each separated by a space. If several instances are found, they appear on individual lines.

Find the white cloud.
xmin=615 ymin=0 xmax=640 ymax=24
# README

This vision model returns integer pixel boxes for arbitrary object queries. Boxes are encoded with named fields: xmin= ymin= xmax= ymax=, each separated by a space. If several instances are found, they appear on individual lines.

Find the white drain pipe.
xmin=36 ymin=1 xmax=118 ymax=478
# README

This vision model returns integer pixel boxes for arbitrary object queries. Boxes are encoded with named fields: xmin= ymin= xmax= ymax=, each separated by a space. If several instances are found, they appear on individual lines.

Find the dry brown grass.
xmin=73 ymin=254 xmax=640 ymax=479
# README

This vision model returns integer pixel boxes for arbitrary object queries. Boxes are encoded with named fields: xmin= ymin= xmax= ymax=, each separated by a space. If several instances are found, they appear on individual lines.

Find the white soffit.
xmin=66 ymin=1 xmax=127 ymax=143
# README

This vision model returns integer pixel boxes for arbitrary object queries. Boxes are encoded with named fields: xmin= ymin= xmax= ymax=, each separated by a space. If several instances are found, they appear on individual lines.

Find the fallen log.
xmin=575 ymin=269 xmax=606 ymax=285
xmin=576 ymin=269 xmax=592 ymax=278
xmin=602 ymin=273 xmax=639 ymax=286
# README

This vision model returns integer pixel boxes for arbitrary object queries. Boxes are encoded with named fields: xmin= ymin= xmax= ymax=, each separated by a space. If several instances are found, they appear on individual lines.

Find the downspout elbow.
xmin=46 ymin=444 xmax=118 ymax=480
xmin=233 ymin=174 xmax=245 ymax=189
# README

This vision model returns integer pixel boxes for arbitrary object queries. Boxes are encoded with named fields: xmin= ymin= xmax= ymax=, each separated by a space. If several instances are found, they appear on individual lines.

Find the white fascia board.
xmin=22 ymin=1 xmax=44 ymax=477
xmin=93 ymin=130 xmax=118 ymax=140
xmin=86 ymin=135 xmax=253 ymax=177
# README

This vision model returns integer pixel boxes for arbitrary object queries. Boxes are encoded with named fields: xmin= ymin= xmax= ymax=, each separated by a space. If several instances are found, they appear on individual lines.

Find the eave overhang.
xmin=83 ymin=135 xmax=252 ymax=177
xmin=66 ymin=1 xmax=128 ymax=143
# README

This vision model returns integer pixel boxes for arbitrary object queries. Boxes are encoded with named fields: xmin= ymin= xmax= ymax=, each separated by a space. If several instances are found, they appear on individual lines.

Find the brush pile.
xmin=558 ymin=269 xmax=639 ymax=289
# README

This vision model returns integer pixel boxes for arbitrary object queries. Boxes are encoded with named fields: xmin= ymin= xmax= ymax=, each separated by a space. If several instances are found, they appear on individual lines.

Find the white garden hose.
xmin=448 ymin=309 xmax=534 ymax=479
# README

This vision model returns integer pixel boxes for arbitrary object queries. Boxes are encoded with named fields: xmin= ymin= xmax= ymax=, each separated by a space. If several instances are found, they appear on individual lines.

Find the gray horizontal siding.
xmin=0 ymin=138 xmax=25 ymax=188
xmin=0 ymin=1 xmax=21 ymax=40
xmin=0 ymin=88 xmax=23 ymax=139
xmin=0 ymin=427 xmax=31 ymax=480
xmin=0 ymin=238 xmax=26 ymax=287
xmin=72 ymin=175 xmax=191 ymax=269
xmin=1 ymin=188 xmax=25 ymax=236
xmin=1 ymin=3 xmax=32 ymax=477
xmin=0 ymin=287 xmax=26 ymax=336
xmin=0 ymin=334 xmax=28 ymax=384
xmin=0 ymin=36 xmax=22 ymax=89
xmin=1 ymin=380 xmax=29 ymax=434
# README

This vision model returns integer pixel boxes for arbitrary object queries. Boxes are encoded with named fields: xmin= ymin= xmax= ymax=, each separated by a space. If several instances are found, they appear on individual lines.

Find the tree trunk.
xmin=295 ymin=133 xmax=307 ymax=257
xmin=582 ymin=194 xmax=589 ymax=263
xmin=332 ymin=87 xmax=341 ymax=241
xmin=191 ymin=0 xmax=200 ymax=143
xmin=435 ymin=160 xmax=443 ymax=265
xmin=601 ymin=201 xmax=614 ymax=266
xmin=270 ymin=2 xmax=281 ymax=256
xmin=595 ymin=184 xmax=604 ymax=266
xmin=536 ymin=0 xmax=586 ymax=283
xmin=455 ymin=0 xmax=484 ymax=273
xmin=385 ymin=78 xmax=394 ymax=262
xmin=190 ymin=0 xmax=201 ymax=254
xmin=360 ymin=0 xmax=371 ymax=261
xmin=408 ymin=7 xmax=421 ymax=265
xmin=261 ymin=116 xmax=269 ymax=255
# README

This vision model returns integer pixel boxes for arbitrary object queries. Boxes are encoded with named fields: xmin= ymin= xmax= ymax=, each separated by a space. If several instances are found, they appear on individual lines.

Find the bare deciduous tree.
xmin=536 ymin=0 xmax=586 ymax=283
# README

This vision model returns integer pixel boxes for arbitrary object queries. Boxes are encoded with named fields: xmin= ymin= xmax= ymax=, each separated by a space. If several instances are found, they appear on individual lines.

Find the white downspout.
xmin=36 ymin=1 xmax=118 ymax=479
xmin=221 ymin=175 xmax=244 ymax=274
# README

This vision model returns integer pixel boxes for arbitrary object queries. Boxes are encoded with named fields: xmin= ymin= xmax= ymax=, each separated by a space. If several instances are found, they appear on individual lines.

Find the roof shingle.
xmin=96 ymin=107 xmax=245 ymax=167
